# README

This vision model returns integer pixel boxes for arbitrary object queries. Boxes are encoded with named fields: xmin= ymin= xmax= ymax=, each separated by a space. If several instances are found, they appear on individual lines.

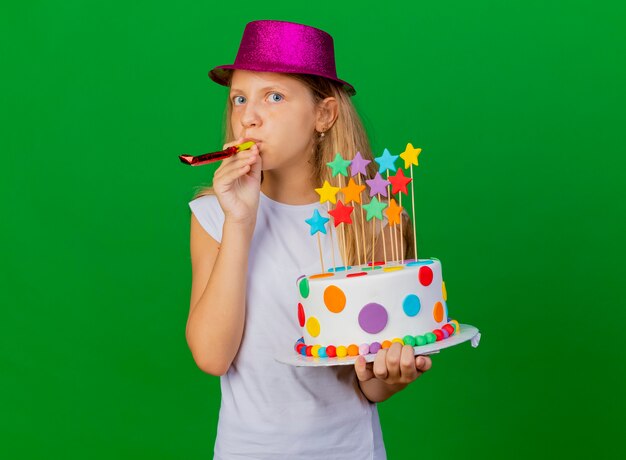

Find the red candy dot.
xmin=433 ymin=329 xmax=444 ymax=341
xmin=368 ymin=261 xmax=385 ymax=266
xmin=326 ymin=345 xmax=337 ymax=358
xmin=296 ymin=343 xmax=306 ymax=353
xmin=442 ymin=324 xmax=455 ymax=336
xmin=297 ymin=303 xmax=305 ymax=327
xmin=305 ymin=345 xmax=313 ymax=356
xmin=419 ymin=266 xmax=433 ymax=286
xmin=347 ymin=272 xmax=367 ymax=278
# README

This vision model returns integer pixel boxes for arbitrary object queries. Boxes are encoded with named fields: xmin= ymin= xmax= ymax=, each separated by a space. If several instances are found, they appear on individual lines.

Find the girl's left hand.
xmin=354 ymin=343 xmax=432 ymax=386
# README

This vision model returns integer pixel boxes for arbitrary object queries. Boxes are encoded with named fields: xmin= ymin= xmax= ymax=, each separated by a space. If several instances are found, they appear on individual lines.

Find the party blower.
xmin=179 ymin=141 xmax=256 ymax=166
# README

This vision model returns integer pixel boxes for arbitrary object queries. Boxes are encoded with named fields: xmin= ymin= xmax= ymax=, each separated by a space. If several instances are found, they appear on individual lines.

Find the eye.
xmin=232 ymin=95 xmax=246 ymax=105
xmin=268 ymin=92 xmax=284 ymax=103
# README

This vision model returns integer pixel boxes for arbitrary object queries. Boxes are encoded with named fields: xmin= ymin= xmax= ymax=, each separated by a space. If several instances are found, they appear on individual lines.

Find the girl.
xmin=186 ymin=20 xmax=432 ymax=459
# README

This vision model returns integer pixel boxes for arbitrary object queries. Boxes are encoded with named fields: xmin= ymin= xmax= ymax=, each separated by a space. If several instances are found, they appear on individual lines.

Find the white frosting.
xmin=298 ymin=259 xmax=449 ymax=347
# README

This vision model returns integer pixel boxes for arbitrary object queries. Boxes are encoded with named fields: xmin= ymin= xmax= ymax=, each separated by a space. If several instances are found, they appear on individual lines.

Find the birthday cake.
xmin=294 ymin=259 xmax=459 ymax=358
xmin=293 ymin=143 xmax=463 ymax=359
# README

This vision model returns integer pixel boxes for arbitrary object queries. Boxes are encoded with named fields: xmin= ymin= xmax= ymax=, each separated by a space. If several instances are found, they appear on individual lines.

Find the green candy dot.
xmin=403 ymin=335 xmax=416 ymax=347
xmin=299 ymin=278 xmax=310 ymax=298
xmin=425 ymin=332 xmax=436 ymax=344
xmin=415 ymin=335 xmax=427 ymax=346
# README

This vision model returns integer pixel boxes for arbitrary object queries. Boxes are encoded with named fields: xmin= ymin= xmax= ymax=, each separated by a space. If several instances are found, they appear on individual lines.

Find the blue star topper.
xmin=305 ymin=209 xmax=330 ymax=235
xmin=374 ymin=147 xmax=399 ymax=173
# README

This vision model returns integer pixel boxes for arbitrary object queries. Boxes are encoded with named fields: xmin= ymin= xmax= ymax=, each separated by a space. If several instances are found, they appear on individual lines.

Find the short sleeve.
xmin=188 ymin=194 xmax=225 ymax=243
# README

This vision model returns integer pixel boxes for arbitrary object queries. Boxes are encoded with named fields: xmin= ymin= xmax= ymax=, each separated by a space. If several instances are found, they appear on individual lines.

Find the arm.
xmin=185 ymin=139 xmax=262 ymax=376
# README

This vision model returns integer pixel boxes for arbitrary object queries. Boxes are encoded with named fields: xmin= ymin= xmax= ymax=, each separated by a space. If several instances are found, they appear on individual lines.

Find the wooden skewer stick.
xmin=317 ymin=232 xmax=325 ymax=273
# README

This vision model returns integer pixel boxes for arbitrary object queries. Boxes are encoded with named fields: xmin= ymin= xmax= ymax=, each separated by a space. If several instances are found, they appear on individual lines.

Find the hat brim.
xmin=208 ymin=64 xmax=356 ymax=97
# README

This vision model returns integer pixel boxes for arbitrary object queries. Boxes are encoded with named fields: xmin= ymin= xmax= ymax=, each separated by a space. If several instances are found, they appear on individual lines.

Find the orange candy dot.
xmin=381 ymin=340 xmax=392 ymax=349
xmin=324 ymin=285 xmax=346 ymax=313
xmin=433 ymin=302 xmax=444 ymax=322
xmin=347 ymin=344 xmax=359 ymax=356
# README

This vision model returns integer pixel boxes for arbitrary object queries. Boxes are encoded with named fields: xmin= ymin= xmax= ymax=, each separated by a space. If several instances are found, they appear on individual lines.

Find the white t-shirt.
xmin=189 ymin=192 xmax=386 ymax=460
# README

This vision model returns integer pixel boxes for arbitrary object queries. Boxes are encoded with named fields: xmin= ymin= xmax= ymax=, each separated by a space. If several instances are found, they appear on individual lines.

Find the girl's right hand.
xmin=212 ymin=137 xmax=262 ymax=226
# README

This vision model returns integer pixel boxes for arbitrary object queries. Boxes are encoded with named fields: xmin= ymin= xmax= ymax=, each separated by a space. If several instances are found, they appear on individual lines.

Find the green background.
xmin=2 ymin=1 xmax=625 ymax=458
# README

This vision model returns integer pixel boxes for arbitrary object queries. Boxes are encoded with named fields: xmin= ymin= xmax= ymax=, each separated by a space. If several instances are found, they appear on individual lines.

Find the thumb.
xmin=354 ymin=356 xmax=374 ymax=382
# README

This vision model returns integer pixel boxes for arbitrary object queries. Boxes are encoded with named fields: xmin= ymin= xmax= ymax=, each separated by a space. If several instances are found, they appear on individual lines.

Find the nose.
xmin=240 ymin=100 xmax=262 ymax=129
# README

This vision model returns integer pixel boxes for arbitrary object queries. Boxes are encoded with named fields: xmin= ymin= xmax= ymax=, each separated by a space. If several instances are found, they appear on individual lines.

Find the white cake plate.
xmin=275 ymin=324 xmax=481 ymax=367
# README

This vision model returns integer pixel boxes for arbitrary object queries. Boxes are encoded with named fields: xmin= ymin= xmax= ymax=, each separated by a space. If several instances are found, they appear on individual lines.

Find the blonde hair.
xmin=193 ymin=72 xmax=415 ymax=263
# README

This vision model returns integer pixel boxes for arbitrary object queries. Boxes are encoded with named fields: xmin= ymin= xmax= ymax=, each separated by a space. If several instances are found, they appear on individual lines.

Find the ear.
xmin=315 ymin=97 xmax=338 ymax=132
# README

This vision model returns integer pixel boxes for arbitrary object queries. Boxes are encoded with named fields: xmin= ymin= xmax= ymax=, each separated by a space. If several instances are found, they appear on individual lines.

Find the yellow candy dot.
xmin=433 ymin=302 xmax=444 ymax=323
xmin=311 ymin=345 xmax=321 ymax=357
xmin=442 ymin=281 xmax=447 ymax=301
xmin=336 ymin=346 xmax=348 ymax=358
xmin=306 ymin=317 xmax=320 ymax=337
xmin=392 ymin=337 xmax=404 ymax=345
xmin=451 ymin=320 xmax=460 ymax=334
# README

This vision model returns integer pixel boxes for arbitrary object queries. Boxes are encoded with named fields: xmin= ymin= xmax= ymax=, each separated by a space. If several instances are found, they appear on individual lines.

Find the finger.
xmin=354 ymin=356 xmax=374 ymax=382
xmin=373 ymin=349 xmax=388 ymax=380
xmin=415 ymin=355 xmax=432 ymax=373
xmin=385 ymin=342 xmax=403 ymax=380
xmin=400 ymin=345 xmax=419 ymax=381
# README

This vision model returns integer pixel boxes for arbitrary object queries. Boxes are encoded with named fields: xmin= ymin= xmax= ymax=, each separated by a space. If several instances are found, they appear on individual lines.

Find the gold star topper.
xmin=399 ymin=143 xmax=422 ymax=169
xmin=315 ymin=180 xmax=340 ymax=204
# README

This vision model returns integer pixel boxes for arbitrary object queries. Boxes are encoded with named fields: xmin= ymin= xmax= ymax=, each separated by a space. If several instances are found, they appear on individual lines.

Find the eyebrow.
xmin=229 ymin=85 xmax=289 ymax=95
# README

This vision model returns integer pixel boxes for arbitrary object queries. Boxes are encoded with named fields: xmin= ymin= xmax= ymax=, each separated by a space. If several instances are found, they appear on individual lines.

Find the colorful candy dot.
xmin=383 ymin=266 xmax=404 ymax=272
xmin=311 ymin=345 xmax=321 ymax=357
xmin=296 ymin=343 xmax=306 ymax=354
xmin=300 ymin=345 xmax=308 ymax=356
xmin=451 ymin=320 xmax=460 ymax=334
xmin=362 ymin=266 xmax=382 ymax=271
xmin=299 ymin=278 xmax=310 ymax=297
xmin=358 ymin=303 xmax=389 ymax=334
xmin=433 ymin=301 xmax=444 ymax=323
xmin=402 ymin=294 xmax=421 ymax=317
xmin=369 ymin=342 xmax=382 ymax=354
xmin=425 ymin=333 xmax=436 ymax=344
xmin=415 ymin=335 xmax=427 ymax=346
xmin=433 ymin=329 xmax=444 ymax=341
xmin=403 ymin=335 xmax=416 ymax=347
xmin=326 ymin=345 xmax=337 ymax=358
xmin=324 ymin=285 xmax=346 ymax=313
xmin=442 ymin=281 xmax=448 ymax=301
xmin=310 ymin=273 xmax=334 ymax=279
xmin=359 ymin=344 xmax=370 ymax=355
xmin=442 ymin=324 xmax=455 ymax=336
xmin=305 ymin=345 xmax=313 ymax=356
xmin=318 ymin=347 xmax=327 ymax=358
xmin=418 ymin=266 xmax=433 ymax=286
xmin=306 ymin=317 xmax=320 ymax=337
xmin=392 ymin=338 xmax=404 ymax=345
xmin=336 ymin=346 xmax=348 ymax=358
xmin=297 ymin=303 xmax=305 ymax=327
xmin=382 ymin=340 xmax=392 ymax=349
xmin=347 ymin=344 xmax=359 ymax=356
xmin=347 ymin=272 xmax=367 ymax=278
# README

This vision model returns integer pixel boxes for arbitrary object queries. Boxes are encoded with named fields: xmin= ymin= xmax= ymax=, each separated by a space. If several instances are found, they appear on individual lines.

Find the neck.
xmin=261 ymin=168 xmax=318 ymax=205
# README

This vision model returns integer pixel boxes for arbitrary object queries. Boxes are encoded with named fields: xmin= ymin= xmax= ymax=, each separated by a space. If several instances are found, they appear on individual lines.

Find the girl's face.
xmin=229 ymin=70 xmax=318 ymax=172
